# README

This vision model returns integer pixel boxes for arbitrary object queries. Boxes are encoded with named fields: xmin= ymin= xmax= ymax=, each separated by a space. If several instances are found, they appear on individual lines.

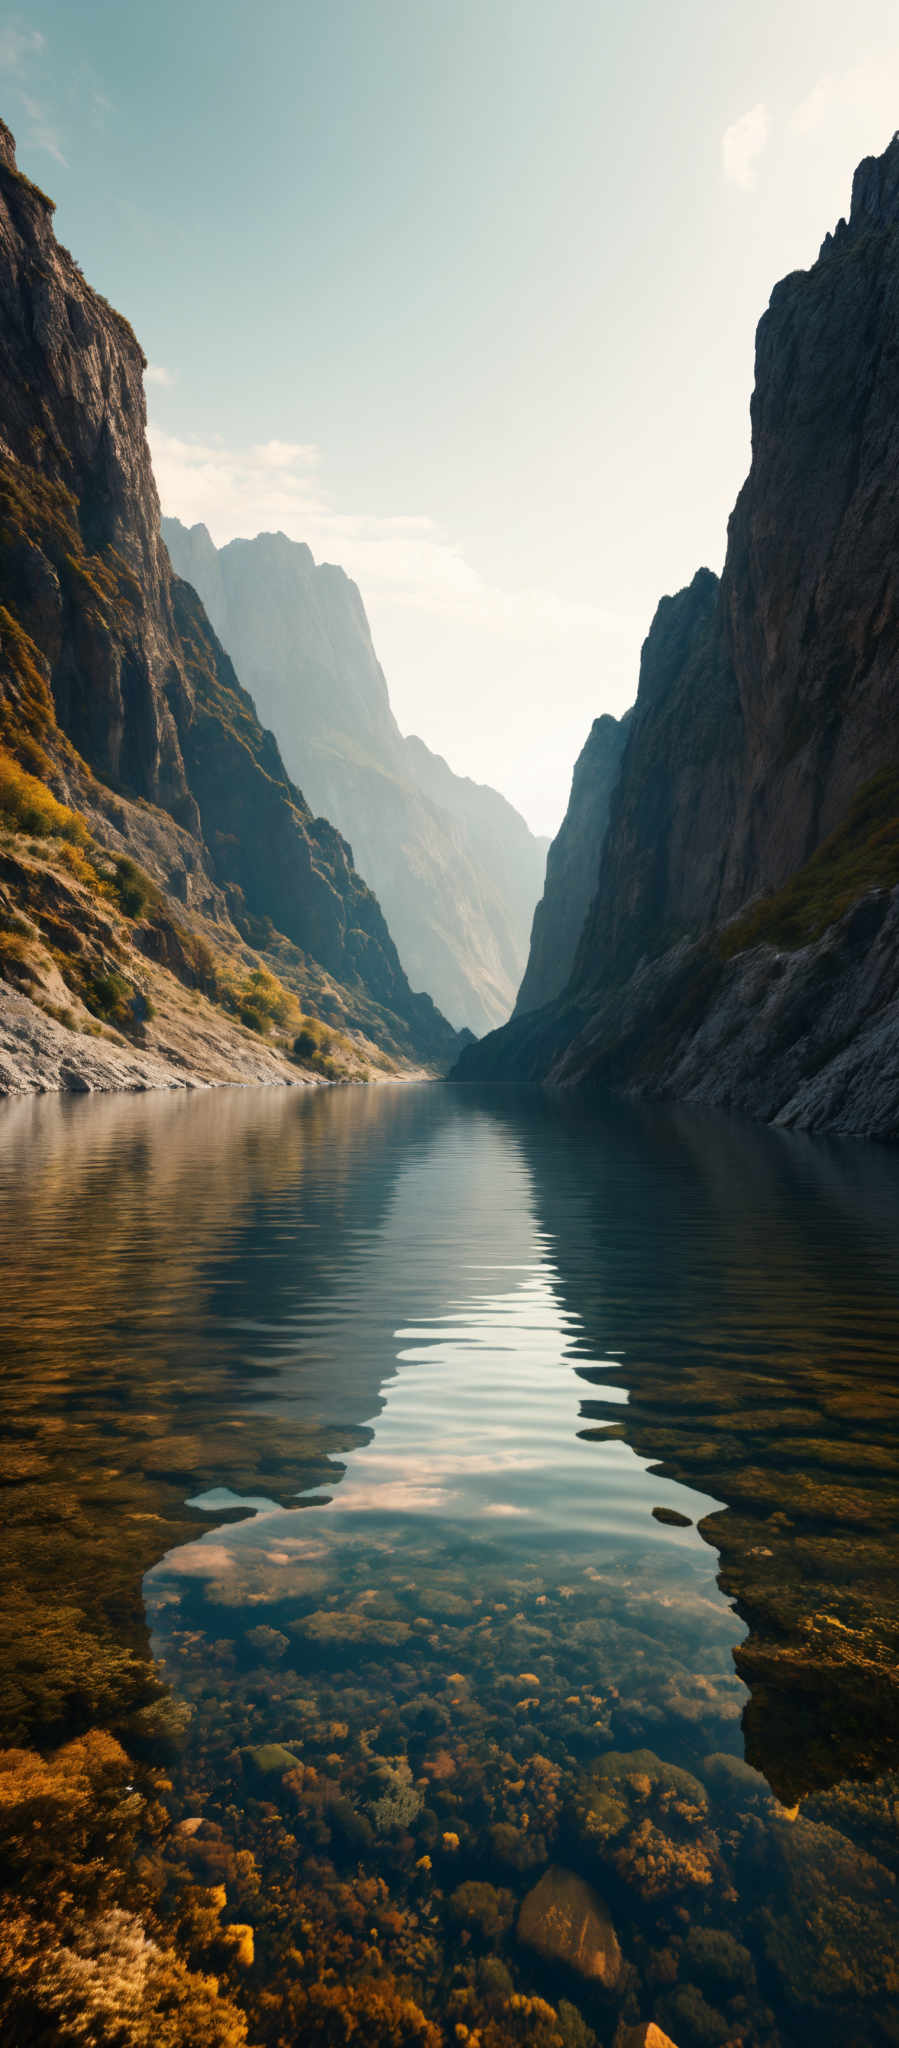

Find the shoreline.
xmin=0 ymin=982 xmax=338 ymax=1097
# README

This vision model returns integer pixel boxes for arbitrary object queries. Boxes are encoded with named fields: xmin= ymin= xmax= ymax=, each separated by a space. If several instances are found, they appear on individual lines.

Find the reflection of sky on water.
xmin=291 ymin=1266 xmax=710 ymax=1536
xmin=149 ymin=1174 xmax=723 ymax=1627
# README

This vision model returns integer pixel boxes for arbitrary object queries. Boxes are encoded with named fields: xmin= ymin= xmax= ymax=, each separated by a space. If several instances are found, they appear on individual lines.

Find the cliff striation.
xmin=163 ymin=519 xmax=548 ymax=1037
xmin=457 ymin=132 xmax=899 ymax=1139
xmin=0 ymin=119 xmax=461 ymax=1088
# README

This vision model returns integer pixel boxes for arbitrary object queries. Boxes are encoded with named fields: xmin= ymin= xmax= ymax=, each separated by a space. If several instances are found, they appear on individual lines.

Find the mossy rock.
xmin=245 ymin=1742 xmax=302 ymax=1777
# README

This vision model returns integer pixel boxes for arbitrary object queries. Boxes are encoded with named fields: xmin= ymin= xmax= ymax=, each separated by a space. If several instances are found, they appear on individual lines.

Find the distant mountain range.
xmin=458 ymin=133 xmax=899 ymax=1140
xmin=163 ymin=519 xmax=547 ymax=1038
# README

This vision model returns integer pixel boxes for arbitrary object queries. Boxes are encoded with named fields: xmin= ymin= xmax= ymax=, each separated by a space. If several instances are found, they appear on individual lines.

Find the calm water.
xmin=1 ymin=1082 xmax=898 ymax=2047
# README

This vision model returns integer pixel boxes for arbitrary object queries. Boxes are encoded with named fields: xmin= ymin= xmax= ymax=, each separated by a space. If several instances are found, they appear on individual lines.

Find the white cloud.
xmin=722 ymin=103 xmax=769 ymax=191
xmin=0 ymin=25 xmax=44 ymax=70
xmin=19 ymin=90 xmax=67 ymax=166
xmin=146 ymin=364 xmax=177 ymax=389
xmin=148 ymin=422 xmax=628 ymax=641
xmin=252 ymin=437 xmax=319 ymax=470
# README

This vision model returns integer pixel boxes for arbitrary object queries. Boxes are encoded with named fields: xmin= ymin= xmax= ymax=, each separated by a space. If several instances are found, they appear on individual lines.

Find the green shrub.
xmin=79 ymin=968 xmax=135 ymax=1030
xmin=291 ymin=1014 xmax=357 ymax=1078
xmin=293 ymin=1020 xmax=326 ymax=1061
xmin=107 ymin=855 xmax=163 ymax=921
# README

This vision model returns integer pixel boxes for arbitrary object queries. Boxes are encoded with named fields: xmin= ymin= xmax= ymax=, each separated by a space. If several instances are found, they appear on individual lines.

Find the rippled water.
xmin=1 ymin=1082 xmax=898 ymax=2047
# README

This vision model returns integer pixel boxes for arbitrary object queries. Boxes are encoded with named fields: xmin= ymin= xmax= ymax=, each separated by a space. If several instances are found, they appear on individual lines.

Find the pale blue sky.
xmin=4 ymin=2 xmax=899 ymax=832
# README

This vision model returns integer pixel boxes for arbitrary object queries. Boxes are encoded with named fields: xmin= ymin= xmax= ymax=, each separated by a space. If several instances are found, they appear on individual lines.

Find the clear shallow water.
xmin=1 ymin=1082 xmax=898 ymax=2047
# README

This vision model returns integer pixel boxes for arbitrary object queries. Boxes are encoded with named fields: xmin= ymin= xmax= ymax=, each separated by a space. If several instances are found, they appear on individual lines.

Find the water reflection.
xmin=1 ymin=1083 xmax=898 ymax=2047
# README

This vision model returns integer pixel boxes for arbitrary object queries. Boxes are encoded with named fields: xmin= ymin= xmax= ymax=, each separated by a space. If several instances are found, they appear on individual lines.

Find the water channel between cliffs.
xmin=1 ymin=1082 xmax=898 ymax=2046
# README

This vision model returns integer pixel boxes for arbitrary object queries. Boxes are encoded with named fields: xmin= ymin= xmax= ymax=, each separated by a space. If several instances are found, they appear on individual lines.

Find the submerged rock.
xmin=245 ymin=1624 xmax=289 ymax=1663
xmin=618 ymin=2025 xmax=680 ymax=2048
xmin=517 ymin=1866 xmax=623 ymax=1986
xmin=651 ymin=1507 xmax=693 ymax=1528
xmin=246 ymin=1742 xmax=302 ymax=1777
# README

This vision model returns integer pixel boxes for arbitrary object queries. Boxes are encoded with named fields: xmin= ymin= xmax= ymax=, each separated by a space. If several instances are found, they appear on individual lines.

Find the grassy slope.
xmin=721 ymin=765 xmax=899 ymax=958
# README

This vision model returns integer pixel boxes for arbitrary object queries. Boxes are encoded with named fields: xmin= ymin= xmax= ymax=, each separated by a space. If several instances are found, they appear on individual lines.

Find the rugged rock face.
xmin=0 ymin=118 xmax=460 ymax=1078
xmin=515 ymin=709 xmax=631 ymax=1015
xmin=163 ymin=519 xmax=548 ymax=1036
xmin=457 ymin=133 xmax=899 ymax=1138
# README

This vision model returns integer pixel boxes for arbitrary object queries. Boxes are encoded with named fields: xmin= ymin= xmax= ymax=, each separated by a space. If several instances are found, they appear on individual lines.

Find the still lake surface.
xmin=1 ymin=1081 xmax=898 ymax=2046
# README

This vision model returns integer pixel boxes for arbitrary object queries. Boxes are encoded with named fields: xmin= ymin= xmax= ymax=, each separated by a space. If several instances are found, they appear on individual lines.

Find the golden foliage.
xmin=287 ymin=1972 xmax=441 ymax=2047
xmin=0 ymin=744 xmax=88 ymax=843
xmin=0 ymin=1905 xmax=250 ymax=2047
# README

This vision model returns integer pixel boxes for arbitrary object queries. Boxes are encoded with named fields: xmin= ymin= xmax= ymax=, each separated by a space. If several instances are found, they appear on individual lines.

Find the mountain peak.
xmin=819 ymin=130 xmax=899 ymax=258
xmin=850 ymin=129 xmax=899 ymax=234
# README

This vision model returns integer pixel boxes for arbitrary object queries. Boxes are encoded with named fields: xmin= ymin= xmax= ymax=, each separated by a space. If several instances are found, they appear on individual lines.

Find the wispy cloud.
xmin=18 ymin=89 xmax=67 ymax=166
xmin=252 ymin=437 xmax=319 ymax=470
xmin=722 ymin=103 xmax=769 ymax=191
xmin=0 ymin=21 xmax=82 ymax=167
xmin=148 ymin=422 xmax=627 ymax=641
xmin=146 ymin=364 xmax=177 ymax=389
xmin=0 ymin=24 xmax=45 ymax=71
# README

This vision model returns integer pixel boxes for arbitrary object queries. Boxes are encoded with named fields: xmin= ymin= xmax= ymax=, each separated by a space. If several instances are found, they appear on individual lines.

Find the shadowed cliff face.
xmin=514 ymin=711 xmax=631 ymax=1017
xmin=0 ymin=120 xmax=460 ymax=1073
xmin=457 ymin=133 xmax=899 ymax=1135
xmin=163 ymin=518 xmax=548 ymax=1037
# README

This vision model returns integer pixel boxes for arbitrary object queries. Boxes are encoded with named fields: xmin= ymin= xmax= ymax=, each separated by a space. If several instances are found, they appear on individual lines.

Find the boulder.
xmin=246 ymin=1742 xmax=302 ymax=1776
xmin=517 ymin=1865 xmax=622 ymax=1986
xmin=618 ymin=2026 xmax=679 ymax=2048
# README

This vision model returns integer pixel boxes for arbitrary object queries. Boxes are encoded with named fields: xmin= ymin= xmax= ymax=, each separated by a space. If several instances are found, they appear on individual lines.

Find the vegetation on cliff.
xmin=0 ymin=120 xmax=460 ymax=1090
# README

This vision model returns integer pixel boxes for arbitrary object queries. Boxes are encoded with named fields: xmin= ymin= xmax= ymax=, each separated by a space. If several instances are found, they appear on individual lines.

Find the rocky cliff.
xmin=163 ymin=518 xmax=548 ymax=1036
xmin=456 ymin=133 xmax=899 ymax=1139
xmin=514 ymin=710 xmax=631 ymax=1015
xmin=0 ymin=118 xmax=461 ymax=1085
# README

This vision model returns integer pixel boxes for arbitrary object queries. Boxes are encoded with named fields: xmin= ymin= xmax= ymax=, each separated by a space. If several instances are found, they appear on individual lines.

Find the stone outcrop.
xmin=163 ymin=519 xmax=548 ymax=1036
xmin=0 ymin=118 xmax=461 ymax=1080
xmin=516 ymin=1866 xmax=622 ymax=1985
xmin=456 ymin=133 xmax=899 ymax=1138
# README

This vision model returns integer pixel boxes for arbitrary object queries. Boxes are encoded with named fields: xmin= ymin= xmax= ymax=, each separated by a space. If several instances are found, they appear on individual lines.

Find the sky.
xmin=3 ymin=3 xmax=899 ymax=836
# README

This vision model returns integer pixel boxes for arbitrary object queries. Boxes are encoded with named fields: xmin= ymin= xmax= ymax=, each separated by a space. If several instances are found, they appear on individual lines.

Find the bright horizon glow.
xmin=4 ymin=2 xmax=899 ymax=834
